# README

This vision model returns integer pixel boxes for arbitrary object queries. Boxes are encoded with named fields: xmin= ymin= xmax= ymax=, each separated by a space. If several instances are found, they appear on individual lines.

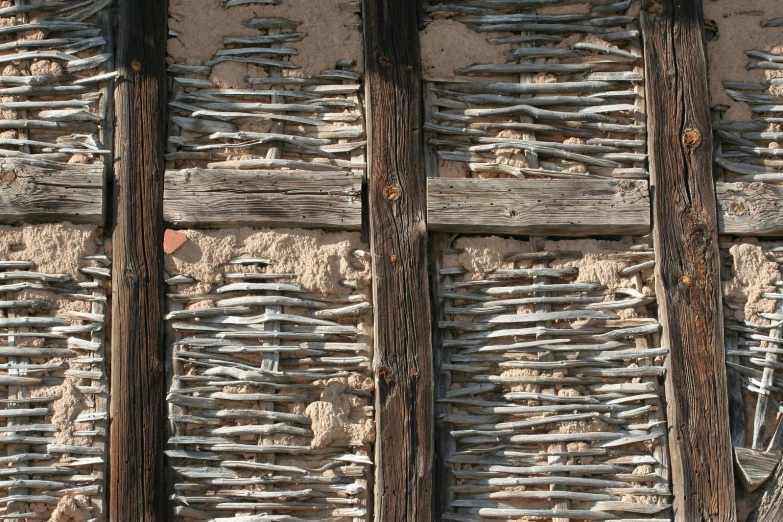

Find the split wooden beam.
xmin=163 ymin=169 xmax=362 ymax=229
xmin=363 ymin=0 xmax=434 ymax=520
xmin=109 ymin=0 xmax=168 ymax=520
xmin=642 ymin=1 xmax=736 ymax=520
xmin=428 ymin=178 xmax=650 ymax=236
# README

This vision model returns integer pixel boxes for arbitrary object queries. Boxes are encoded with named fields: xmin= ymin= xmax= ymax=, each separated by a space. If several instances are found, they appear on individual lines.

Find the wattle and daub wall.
xmin=0 ymin=0 xmax=780 ymax=521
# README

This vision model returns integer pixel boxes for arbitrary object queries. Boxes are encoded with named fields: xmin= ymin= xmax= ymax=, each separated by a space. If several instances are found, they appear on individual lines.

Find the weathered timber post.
xmin=110 ymin=0 xmax=168 ymax=520
xmin=362 ymin=0 xmax=435 ymax=520
xmin=641 ymin=0 xmax=736 ymax=519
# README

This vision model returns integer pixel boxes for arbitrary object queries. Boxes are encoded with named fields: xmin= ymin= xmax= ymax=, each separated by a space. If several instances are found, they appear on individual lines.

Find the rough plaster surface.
xmin=165 ymin=227 xmax=371 ymax=294
xmin=47 ymin=495 xmax=91 ymax=522
xmin=420 ymin=19 xmax=512 ymax=79
xmin=305 ymin=378 xmax=374 ymax=448
xmin=704 ymin=0 xmax=783 ymax=114
xmin=443 ymin=236 xmax=528 ymax=279
xmin=546 ymin=239 xmax=644 ymax=293
xmin=0 ymin=223 xmax=97 ymax=278
xmin=724 ymin=243 xmax=780 ymax=322
xmin=168 ymin=0 xmax=362 ymax=76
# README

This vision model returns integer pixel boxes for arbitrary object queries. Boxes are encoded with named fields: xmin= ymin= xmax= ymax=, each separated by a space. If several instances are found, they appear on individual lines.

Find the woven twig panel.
xmin=0 ymin=255 xmax=110 ymax=520
xmin=722 ymin=243 xmax=783 ymax=456
xmin=165 ymin=1 xmax=365 ymax=175
xmin=0 ymin=0 xmax=114 ymax=165
xmin=423 ymin=0 xmax=646 ymax=181
xmin=711 ymin=14 xmax=782 ymax=183
xmin=434 ymin=237 xmax=670 ymax=521
xmin=165 ymin=243 xmax=374 ymax=521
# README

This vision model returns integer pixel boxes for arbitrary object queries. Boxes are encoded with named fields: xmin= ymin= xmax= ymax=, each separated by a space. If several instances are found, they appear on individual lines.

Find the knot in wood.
xmin=642 ymin=0 xmax=662 ymax=13
xmin=730 ymin=202 xmax=746 ymax=214
xmin=412 ymin=369 xmax=419 ymax=378
xmin=390 ymin=253 xmax=398 ymax=262
xmin=0 ymin=169 xmax=16 ymax=185
xmin=131 ymin=59 xmax=142 ymax=72
xmin=384 ymin=185 xmax=401 ymax=201
xmin=379 ymin=55 xmax=390 ymax=67
xmin=682 ymin=127 xmax=701 ymax=148
xmin=680 ymin=274 xmax=693 ymax=286
xmin=377 ymin=365 xmax=393 ymax=383
xmin=507 ymin=208 xmax=519 ymax=218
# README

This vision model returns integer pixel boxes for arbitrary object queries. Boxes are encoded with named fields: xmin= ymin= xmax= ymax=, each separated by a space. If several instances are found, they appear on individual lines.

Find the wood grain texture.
xmin=750 ymin=460 xmax=783 ymax=522
xmin=109 ymin=0 xmax=167 ymax=520
xmin=642 ymin=1 xmax=736 ymax=520
xmin=0 ymin=159 xmax=103 ymax=224
xmin=427 ymin=178 xmax=650 ymax=236
xmin=163 ymin=169 xmax=362 ymax=229
xmin=716 ymin=182 xmax=783 ymax=236
xmin=734 ymin=448 xmax=778 ymax=493
xmin=363 ymin=0 xmax=434 ymax=520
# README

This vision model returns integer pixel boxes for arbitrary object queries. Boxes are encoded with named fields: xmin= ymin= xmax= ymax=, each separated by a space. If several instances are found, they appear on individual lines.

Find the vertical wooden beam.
xmin=110 ymin=0 xmax=168 ymax=520
xmin=363 ymin=1 xmax=434 ymax=520
xmin=641 ymin=1 xmax=736 ymax=520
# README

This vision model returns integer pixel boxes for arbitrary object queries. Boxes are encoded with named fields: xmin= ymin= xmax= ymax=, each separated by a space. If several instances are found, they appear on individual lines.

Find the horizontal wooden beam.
xmin=717 ymin=182 xmax=783 ymax=236
xmin=0 ymin=159 xmax=103 ymax=225
xmin=163 ymin=169 xmax=362 ymax=229
xmin=427 ymin=178 xmax=650 ymax=236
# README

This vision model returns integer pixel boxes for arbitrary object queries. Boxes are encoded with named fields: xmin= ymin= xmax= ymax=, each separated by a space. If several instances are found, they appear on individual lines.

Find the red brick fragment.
xmin=163 ymin=229 xmax=188 ymax=254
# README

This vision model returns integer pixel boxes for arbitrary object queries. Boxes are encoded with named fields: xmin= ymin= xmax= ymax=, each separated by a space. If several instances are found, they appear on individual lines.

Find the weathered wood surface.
xmin=427 ymin=178 xmax=650 ymax=236
xmin=430 ymin=234 xmax=455 ymax=522
xmin=110 ymin=0 xmax=167 ymax=520
xmin=717 ymin=182 xmax=783 ymax=236
xmin=751 ymin=459 xmax=783 ymax=522
xmin=363 ymin=0 xmax=434 ymax=519
xmin=163 ymin=169 xmax=362 ymax=229
xmin=642 ymin=1 xmax=736 ymax=520
xmin=735 ymin=448 xmax=779 ymax=492
xmin=0 ymin=159 xmax=103 ymax=224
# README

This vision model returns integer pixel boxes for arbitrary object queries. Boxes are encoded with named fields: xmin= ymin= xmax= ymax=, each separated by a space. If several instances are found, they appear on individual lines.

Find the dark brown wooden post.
xmin=362 ymin=0 xmax=434 ymax=520
xmin=110 ymin=0 xmax=168 ymax=520
xmin=641 ymin=0 xmax=736 ymax=519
